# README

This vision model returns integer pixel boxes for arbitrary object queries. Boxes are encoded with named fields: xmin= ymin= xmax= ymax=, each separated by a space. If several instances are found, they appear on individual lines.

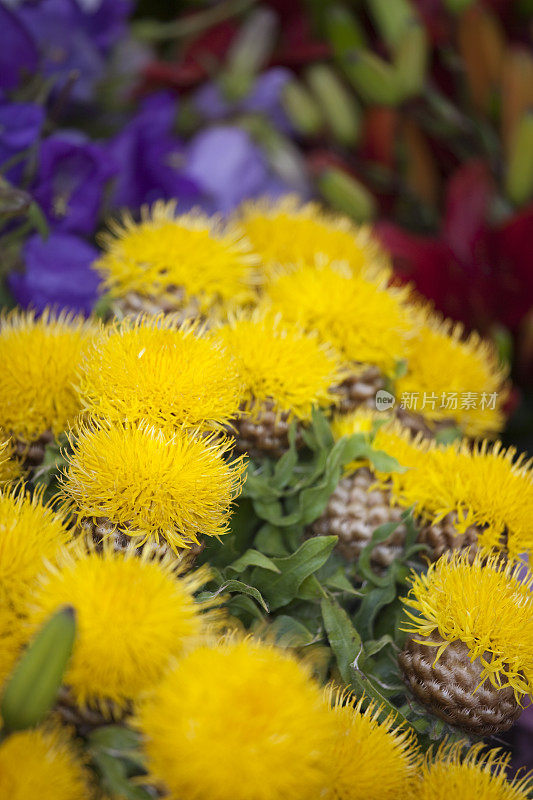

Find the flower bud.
xmin=306 ymin=64 xmax=361 ymax=145
xmin=506 ymin=111 xmax=533 ymax=206
xmin=282 ymin=79 xmax=324 ymax=136
xmin=318 ymin=168 xmax=376 ymax=221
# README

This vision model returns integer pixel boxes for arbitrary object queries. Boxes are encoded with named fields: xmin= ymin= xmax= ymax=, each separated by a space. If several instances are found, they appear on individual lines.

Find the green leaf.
xmin=91 ymin=751 xmax=152 ymax=800
xmin=271 ymin=424 xmax=299 ymax=488
xmin=253 ymin=524 xmax=289 ymax=556
xmin=254 ymin=536 xmax=337 ymax=610
xmin=365 ymin=447 xmax=406 ymax=474
xmin=354 ymin=580 xmax=398 ymax=641
xmin=266 ymin=615 xmax=316 ymax=646
xmin=321 ymin=596 xmax=363 ymax=686
xmin=228 ymin=549 xmax=281 ymax=574
xmin=323 ymin=566 xmax=360 ymax=595
xmin=435 ymin=426 xmax=463 ymax=445
xmin=204 ymin=579 xmax=269 ymax=613
xmin=357 ymin=521 xmax=405 ymax=586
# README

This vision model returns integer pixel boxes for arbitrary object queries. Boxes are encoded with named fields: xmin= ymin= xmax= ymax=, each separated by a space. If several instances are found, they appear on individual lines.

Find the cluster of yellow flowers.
xmin=0 ymin=196 xmax=530 ymax=798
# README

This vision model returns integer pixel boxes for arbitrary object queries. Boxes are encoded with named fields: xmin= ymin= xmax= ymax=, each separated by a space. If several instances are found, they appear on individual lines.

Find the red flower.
xmin=376 ymin=160 xmax=533 ymax=335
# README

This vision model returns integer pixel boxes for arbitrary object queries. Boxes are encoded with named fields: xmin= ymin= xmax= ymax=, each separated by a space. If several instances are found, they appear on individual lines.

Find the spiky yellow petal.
xmin=402 ymin=550 xmax=533 ymax=698
xmin=417 ymin=742 xmax=533 ymax=800
xmin=0 ymin=726 xmax=92 ymax=800
xmin=0 ymin=309 xmax=96 ymax=442
xmin=0 ymin=487 xmax=71 ymax=614
xmin=95 ymin=200 xmax=258 ymax=314
xmin=78 ymin=314 xmax=243 ymax=432
xmin=215 ymin=312 xmax=343 ymax=420
xmin=0 ymin=438 xmax=21 ymax=486
xmin=323 ymin=692 xmax=419 ymax=800
xmin=30 ymin=541 xmax=217 ymax=710
xmin=264 ymin=262 xmax=412 ymax=375
xmin=238 ymin=195 xmax=389 ymax=281
xmin=59 ymin=421 xmax=245 ymax=550
xmin=396 ymin=311 xmax=508 ymax=436
xmin=136 ymin=637 xmax=335 ymax=800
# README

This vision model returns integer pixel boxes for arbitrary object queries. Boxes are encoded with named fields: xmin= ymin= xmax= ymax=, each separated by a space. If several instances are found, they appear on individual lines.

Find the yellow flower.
xmin=0 ymin=438 xmax=21 ymax=486
xmin=373 ymin=428 xmax=533 ymax=558
xmin=0 ymin=604 xmax=26 ymax=689
xmin=264 ymin=262 xmax=412 ymax=375
xmin=78 ymin=314 xmax=243 ymax=432
xmin=0 ymin=487 xmax=71 ymax=613
xmin=238 ymin=195 xmax=389 ymax=281
xmin=323 ymin=692 xmax=419 ymax=800
xmin=0 ymin=308 xmax=96 ymax=443
xmin=0 ymin=725 xmax=92 ymax=800
xmin=416 ymin=742 xmax=533 ymax=800
xmin=95 ymin=200 xmax=258 ymax=314
xmin=396 ymin=311 xmax=508 ymax=437
xmin=402 ymin=550 xmax=533 ymax=698
xmin=30 ymin=541 xmax=218 ymax=710
xmin=136 ymin=637 xmax=335 ymax=800
xmin=59 ymin=420 xmax=245 ymax=550
xmin=215 ymin=312 xmax=343 ymax=420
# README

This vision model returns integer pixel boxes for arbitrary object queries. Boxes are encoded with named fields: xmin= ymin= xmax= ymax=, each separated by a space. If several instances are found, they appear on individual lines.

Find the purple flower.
xmin=107 ymin=91 xmax=201 ymax=211
xmin=0 ymin=4 xmax=38 ymax=91
xmin=0 ymin=100 xmax=45 ymax=183
xmin=9 ymin=232 xmax=100 ymax=315
xmin=193 ymin=68 xmax=292 ymax=133
xmin=32 ymin=131 xmax=116 ymax=235
xmin=16 ymin=0 xmax=105 ymax=104
xmin=74 ymin=0 xmax=132 ymax=52
xmin=184 ymin=126 xmax=300 ymax=214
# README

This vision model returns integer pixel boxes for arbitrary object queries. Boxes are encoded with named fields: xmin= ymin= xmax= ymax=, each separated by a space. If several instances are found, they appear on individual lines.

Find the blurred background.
xmin=0 ymin=0 xmax=532 ymax=760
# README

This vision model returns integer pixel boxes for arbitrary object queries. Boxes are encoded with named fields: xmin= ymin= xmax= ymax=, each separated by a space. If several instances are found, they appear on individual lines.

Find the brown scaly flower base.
xmin=395 ymin=407 xmax=458 ymax=440
xmin=111 ymin=288 xmax=205 ymax=325
xmin=14 ymin=429 xmax=54 ymax=468
xmin=309 ymin=468 xmax=480 ymax=569
xmin=79 ymin=517 xmax=204 ymax=570
xmin=55 ymin=686 xmax=127 ymax=737
xmin=399 ymin=630 xmax=522 ymax=736
xmin=333 ymin=366 xmax=386 ymax=415
xmin=309 ymin=468 xmax=407 ymax=568
xmin=233 ymin=402 xmax=304 ymax=461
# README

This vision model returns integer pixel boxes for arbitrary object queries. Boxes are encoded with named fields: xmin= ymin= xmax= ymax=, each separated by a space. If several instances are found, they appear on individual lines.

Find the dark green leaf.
xmin=228 ymin=549 xmax=281 ymax=574
xmin=254 ymin=536 xmax=337 ymax=610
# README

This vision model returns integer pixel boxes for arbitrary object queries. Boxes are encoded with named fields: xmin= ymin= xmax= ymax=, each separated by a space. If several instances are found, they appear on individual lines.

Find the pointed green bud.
xmin=318 ymin=168 xmax=376 ymax=221
xmin=281 ymin=80 xmax=324 ymax=136
xmin=395 ymin=21 xmax=429 ymax=98
xmin=343 ymin=50 xmax=403 ymax=106
xmin=223 ymin=8 xmax=278 ymax=101
xmin=366 ymin=0 xmax=418 ymax=51
xmin=506 ymin=111 xmax=533 ymax=206
xmin=306 ymin=64 xmax=361 ymax=145
xmin=325 ymin=4 xmax=366 ymax=58
xmin=1 ymin=606 xmax=76 ymax=733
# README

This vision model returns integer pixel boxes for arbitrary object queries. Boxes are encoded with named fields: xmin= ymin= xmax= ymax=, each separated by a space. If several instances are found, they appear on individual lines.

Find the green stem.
xmin=133 ymin=0 xmax=257 ymax=42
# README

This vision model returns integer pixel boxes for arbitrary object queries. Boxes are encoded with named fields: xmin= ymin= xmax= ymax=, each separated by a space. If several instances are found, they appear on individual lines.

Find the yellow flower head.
xmin=215 ymin=313 xmax=343 ymax=420
xmin=59 ymin=421 xmax=245 ymax=550
xmin=396 ymin=312 xmax=508 ymax=436
xmin=417 ymin=742 xmax=533 ymax=800
xmin=95 ymin=200 xmax=258 ymax=314
xmin=323 ymin=692 xmax=419 ymax=800
xmin=30 ymin=541 xmax=218 ymax=710
xmin=0 ymin=308 xmax=96 ymax=442
xmin=238 ymin=195 xmax=389 ymax=281
xmin=0 ymin=438 xmax=21 ymax=486
xmin=374 ymin=430 xmax=533 ymax=559
xmin=78 ymin=314 xmax=243 ymax=432
xmin=0 ymin=487 xmax=71 ymax=613
xmin=0 ymin=725 xmax=92 ymax=800
xmin=0 ymin=604 xmax=26 ymax=689
xmin=136 ymin=637 xmax=335 ymax=800
xmin=264 ymin=263 xmax=412 ymax=375
xmin=403 ymin=550 xmax=533 ymax=698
